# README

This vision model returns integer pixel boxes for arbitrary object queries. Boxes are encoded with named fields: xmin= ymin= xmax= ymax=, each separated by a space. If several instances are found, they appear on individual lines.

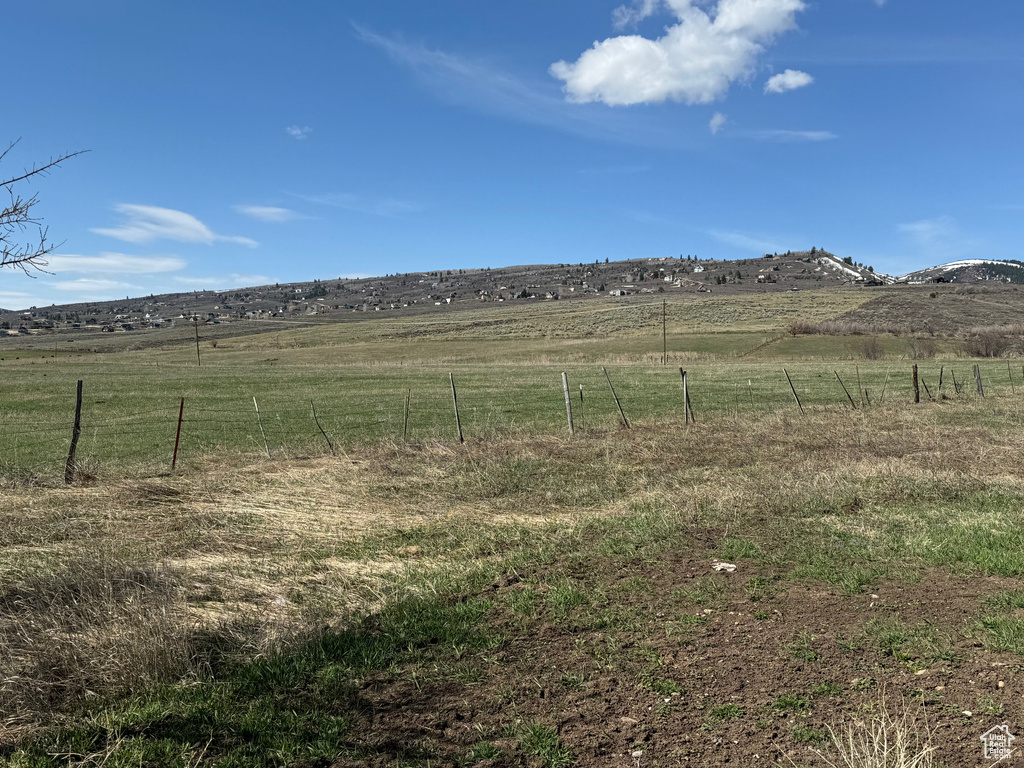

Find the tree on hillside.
xmin=2 ymin=140 xmax=86 ymax=275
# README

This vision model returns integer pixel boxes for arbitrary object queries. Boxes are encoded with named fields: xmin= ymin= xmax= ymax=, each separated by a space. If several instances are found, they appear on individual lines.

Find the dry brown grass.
xmin=3 ymin=400 xmax=1024 ymax=736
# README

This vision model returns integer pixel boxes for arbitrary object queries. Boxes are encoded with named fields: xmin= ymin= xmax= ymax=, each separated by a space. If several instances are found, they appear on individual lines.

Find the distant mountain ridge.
xmin=899 ymin=259 xmax=1024 ymax=285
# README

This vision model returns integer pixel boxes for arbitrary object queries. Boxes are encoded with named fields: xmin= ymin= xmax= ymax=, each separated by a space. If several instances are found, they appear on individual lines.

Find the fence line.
xmin=0 ymin=362 xmax=1018 ymax=481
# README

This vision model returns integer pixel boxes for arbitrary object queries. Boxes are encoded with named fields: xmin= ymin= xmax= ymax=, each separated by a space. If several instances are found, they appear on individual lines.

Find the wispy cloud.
xmin=612 ymin=0 xmax=660 ymax=30
xmin=171 ymin=274 xmax=273 ymax=290
xmin=710 ymin=229 xmax=786 ymax=253
xmin=53 ymin=278 xmax=146 ymax=294
xmin=289 ymin=191 xmax=423 ymax=218
xmin=286 ymin=125 xmax=312 ymax=140
xmin=551 ymin=0 xmax=807 ymax=106
xmin=47 ymin=253 xmax=185 ymax=274
xmin=709 ymin=112 xmax=727 ymax=134
xmin=234 ymin=205 xmax=303 ymax=223
xmin=764 ymin=69 xmax=814 ymax=94
xmin=748 ymin=129 xmax=837 ymax=142
xmin=93 ymin=205 xmax=258 ymax=247
xmin=354 ymin=24 xmax=681 ymax=148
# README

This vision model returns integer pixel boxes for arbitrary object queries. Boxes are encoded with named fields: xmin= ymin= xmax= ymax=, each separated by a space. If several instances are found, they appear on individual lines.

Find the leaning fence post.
xmin=975 ymin=364 xmax=985 ymax=397
xmin=253 ymin=397 xmax=271 ymax=458
xmin=449 ymin=372 xmax=464 ymax=444
xmin=171 ymin=397 xmax=184 ymax=471
xmin=561 ymin=372 xmax=575 ymax=436
xmin=784 ymin=369 xmax=803 ymax=414
xmin=835 ymin=370 xmax=857 ymax=410
xmin=311 ymin=400 xmax=335 ymax=455
xmin=603 ymin=367 xmax=630 ymax=429
xmin=912 ymin=364 xmax=920 ymax=404
xmin=1008 ymin=360 xmax=1015 ymax=395
xmin=64 ymin=379 xmax=83 ymax=485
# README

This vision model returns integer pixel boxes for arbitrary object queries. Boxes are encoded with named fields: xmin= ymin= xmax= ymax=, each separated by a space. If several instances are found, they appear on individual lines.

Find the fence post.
xmin=912 ymin=365 xmax=920 ymax=404
xmin=63 ymin=379 xmax=83 ymax=485
xmin=171 ymin=397 xmax=184 ymax=471
xmin=193 ymin=317 xmax=202 ymax=367
xmin=253 ymin=397 xmax=271 ymax=458
xmin=603 ymin=367 xmax=629 ymax=429
xmin=680 ymin=368 xmax=695 ymax=424
xmin=578 ymin=384 xmax=585 ymax=431
xmin=561 ymin=372 xmax=574 ymax=436
xmin=835 ymin=370 xmax=857 ymax=410
xmin=784 ymin=369 xmax=804 ymax=414
xmin=311 ymin=400 xmax=335 ymax=455
xmin=975 ymin=364 xmax=985 ymax=397
xmin=1008 ymin=360 xmax=1016 ymax=395
xmin=450 ymin=373 xmax=464 ymax=444
xmin=403 ymin=389 xmax=411 ymax=441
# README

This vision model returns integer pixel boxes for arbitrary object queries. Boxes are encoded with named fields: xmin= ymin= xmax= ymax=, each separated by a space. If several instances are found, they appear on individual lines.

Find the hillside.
xmin=0 ymin=249 xmax=880 ymax=340
xmin=900 ymin=258 xmax=1024 ymax=285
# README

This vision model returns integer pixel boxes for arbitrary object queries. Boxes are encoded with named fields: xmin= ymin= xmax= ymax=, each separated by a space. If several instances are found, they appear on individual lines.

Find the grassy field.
xmin=2 ymin=287 xmax=1023 ymax=767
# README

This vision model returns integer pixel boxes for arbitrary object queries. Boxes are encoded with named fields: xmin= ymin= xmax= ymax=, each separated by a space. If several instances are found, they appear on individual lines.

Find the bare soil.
xmin=335 ymin=548 xmax=1021 ymax=768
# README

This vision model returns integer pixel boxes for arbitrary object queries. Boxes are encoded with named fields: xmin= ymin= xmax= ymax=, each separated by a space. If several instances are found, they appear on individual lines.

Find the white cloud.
xmin=764 ymin=69 xmax=814 ymax=94
xmin=286 ymin=125 xmax=312 ymax=140
xmin=171 ymin=274 xmax=273 ymax=290
xmin=709 ymin=112 xmax=727 ymax=134
xmin=47 ymin=253 xmax=185 ymax=274
xmin=612 ymin=0 xmax=660 ymax=29
xmin=355 ymin=25 xmax=685 ymax=149
xmin=290 ymin=192 xmax=423 ymax=218
xmin=92 ymin=204 xmax=258 ymax=247
xmin=550 ymin=0 xmax=806 ymax=106
xmin=750 ymin=129 xmax=837 ymax=142
xmin=234 ymin=205 xmax=301 ymax=223
xmin=53 ymin=278 xmax=145 ymax=294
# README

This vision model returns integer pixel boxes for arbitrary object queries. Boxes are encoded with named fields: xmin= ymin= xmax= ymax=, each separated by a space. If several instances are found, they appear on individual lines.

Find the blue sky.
xmin=3 ymin=0 xmax=1022 ymax=309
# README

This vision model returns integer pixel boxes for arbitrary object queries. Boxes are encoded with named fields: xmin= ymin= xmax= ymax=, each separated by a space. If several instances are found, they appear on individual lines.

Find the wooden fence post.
xmin=450 ymin=372 xmax=464 ymax=444
xmin=171 ymin=397 xmax=184 ymax=471
xmin=975 ymin=364 xmax=985 ymax=397
xmin=835 ymin=371 xmax=857 ymax=410
xmin=253 ymin=397 xmax=271 ymax=458
xmin=879 ymin=371 xmax=890 ymax=404
xmin=938 ymin=366 xmax=944 ymax=394
xmin=311 ymin=400 xmax=335 ymax=455
xmin=64 ymin=379 xmax=83 ymax=485
xmin=603 ymin=367 xmax=630 ymax=429
xmin=784 ymin=369 xmax=804 ymax=414
xmin=561 ymin=372 xmax=574 ymax=436
xmin=1008 ymin=360 xmax=1016 ymax=395
xmin=856 ymin=364 xmax=864 ymax=408
xmin=912 ymin=365 xmax=920 ymax=404
xmin=951 ymin=370 xmax=961 ymax=395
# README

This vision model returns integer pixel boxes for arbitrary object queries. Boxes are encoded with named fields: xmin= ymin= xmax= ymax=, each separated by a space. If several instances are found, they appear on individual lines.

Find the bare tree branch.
xmin=1 ymin=139 xmax=88 ymax=276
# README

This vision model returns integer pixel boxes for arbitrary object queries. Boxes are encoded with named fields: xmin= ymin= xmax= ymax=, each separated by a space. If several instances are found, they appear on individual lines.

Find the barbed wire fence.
xmin=0 ymin=361 xmax=1016 ymax=484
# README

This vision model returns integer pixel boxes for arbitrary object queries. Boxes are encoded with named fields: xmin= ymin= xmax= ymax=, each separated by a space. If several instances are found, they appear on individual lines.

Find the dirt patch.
xmin=340 ymin=554 xmax=1022 ymax=768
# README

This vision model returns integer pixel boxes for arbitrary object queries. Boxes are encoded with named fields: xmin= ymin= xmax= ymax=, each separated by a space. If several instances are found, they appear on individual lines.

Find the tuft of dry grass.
xmin=817 ymin=697 xmax=936 ymax=768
